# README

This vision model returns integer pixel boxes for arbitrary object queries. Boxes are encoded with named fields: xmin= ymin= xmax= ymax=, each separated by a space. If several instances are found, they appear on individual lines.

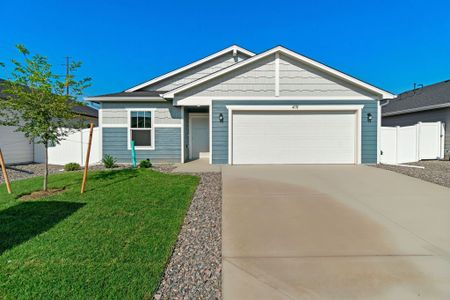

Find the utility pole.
xmin=65 ymin=56 xmax=70 ymax=95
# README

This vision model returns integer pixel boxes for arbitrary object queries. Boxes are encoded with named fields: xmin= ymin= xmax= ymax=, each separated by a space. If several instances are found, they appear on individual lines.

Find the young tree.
xmin=0 ymin=45 xmax=91 ymax=191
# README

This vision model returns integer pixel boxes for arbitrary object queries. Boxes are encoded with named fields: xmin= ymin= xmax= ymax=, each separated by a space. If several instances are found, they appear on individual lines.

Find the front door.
xmin=189 ymin=114 xmax=209 ymax=160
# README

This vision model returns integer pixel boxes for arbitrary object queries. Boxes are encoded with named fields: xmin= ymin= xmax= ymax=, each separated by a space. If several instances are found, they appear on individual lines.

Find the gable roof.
xmin=125 ymin=45 xmax=255 ymax=92
xmin=382 ymin=80 xmax=450 ymax=116
xmin=163 ymin=46 xmax=395 ymax=99
xmin=86 ymin=90 xmax=165 ymax=101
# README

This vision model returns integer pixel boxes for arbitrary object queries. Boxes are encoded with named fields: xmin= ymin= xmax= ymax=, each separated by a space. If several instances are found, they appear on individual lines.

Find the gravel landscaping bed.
xmin=154 ymin=172 xmax=222 ymax=300
xmin=376 ymin=160 xmax=450 ymax=188
xmin=0 ymin=163 xmax=63 ymax=183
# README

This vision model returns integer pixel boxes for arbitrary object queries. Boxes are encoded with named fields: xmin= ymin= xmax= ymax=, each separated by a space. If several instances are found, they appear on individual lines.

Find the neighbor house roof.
xmin=383 ymin=80 xmax=450 ymax=116
xmin=0 ymin=78 xmax=98 ymax=119
xmin=163 ymin=46 xmax=395 ymax=99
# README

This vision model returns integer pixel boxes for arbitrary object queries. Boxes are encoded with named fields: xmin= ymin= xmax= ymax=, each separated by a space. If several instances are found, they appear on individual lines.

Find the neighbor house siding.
xmin=383 ymin=107 xmax=450 ymax=156
xmin=103 ymin=127 xmax=181 ymax=163
xmin=142 ymin=52 xmax=250 ymax=92
xmin=0 ymin=126 xmax=34 ymax=165
xmin=211 ymin=100 xmax=378 ymax=164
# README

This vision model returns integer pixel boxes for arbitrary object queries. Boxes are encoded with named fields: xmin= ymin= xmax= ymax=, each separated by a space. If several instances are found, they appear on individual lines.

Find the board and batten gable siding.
xmin=101 ymin=102 xmax=182 ymax=163
xmin=173 ymin=53 xmax=380 ymax=104
xmin=279 ymin=54 xmax=375 ymax=98
xmin=101 ymin=102 xmax=182 ymax=125
xmin=142 ymin=52 xmax=250 ymax=92
xmin=383 ymin=107 xmax=450 ymax=156
xmin=211 ymin=100 xmax=378 ymax=164
xmin=175 ymin=55 xmax=276 ymax=101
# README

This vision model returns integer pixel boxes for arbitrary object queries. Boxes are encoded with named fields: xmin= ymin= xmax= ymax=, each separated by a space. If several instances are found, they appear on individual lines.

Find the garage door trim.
xmin=226 ymin=105 xmax=363 ymax=165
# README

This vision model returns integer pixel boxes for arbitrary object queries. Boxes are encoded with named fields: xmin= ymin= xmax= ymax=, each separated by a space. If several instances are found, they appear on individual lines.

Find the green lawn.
xmin=0 ymin=168 xmax=199 ymax=299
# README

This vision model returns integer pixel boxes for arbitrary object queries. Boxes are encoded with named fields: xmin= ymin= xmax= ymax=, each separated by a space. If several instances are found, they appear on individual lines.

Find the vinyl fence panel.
xmin=380 ymin=122 xmax=445 ymax=164
xmin=34 ymin=127 xmax=101 ymax=166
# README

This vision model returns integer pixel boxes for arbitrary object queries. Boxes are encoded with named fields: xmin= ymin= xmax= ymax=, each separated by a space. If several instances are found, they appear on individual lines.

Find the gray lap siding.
xmin=211 ymin=100 xmax=378 ymax=164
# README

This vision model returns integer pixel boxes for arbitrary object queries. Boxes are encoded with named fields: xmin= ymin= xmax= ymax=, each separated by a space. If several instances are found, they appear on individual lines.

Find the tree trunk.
xmin=43 ymin=144 xmax=48 ymax=191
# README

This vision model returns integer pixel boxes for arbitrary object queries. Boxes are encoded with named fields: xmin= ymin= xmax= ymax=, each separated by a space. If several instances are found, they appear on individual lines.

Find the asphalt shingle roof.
xmin=89 ymin=91 xmax=165 ymax=98
xmin=0 ymin=78 xmax=98 ymax=118
xmin=383 ymin=80 xmax=450 ymax=115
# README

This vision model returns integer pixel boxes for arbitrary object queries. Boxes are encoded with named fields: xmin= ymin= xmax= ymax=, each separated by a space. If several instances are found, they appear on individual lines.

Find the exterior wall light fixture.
xmin=219 ymin=113 xmax=224 ymax=123
xmin=367 ymin=113 xmax=373 ymax=122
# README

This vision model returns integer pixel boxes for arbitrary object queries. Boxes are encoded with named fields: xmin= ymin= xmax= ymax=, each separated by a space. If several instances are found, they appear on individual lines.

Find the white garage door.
xmin=232 ymin=111 xmax=357 ymax=164
xmin=0 ymin=126 xmax=34 ymax=164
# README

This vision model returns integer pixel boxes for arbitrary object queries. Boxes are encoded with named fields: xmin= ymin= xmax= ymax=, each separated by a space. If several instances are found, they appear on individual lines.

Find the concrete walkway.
xmin=222 ymin=165 xmax=450 ymax=300
xmin=173 ymin=158 xmax=222 ymax=173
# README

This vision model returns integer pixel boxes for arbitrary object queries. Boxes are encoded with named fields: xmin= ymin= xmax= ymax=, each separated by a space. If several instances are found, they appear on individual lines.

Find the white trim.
xmin=102 ymin=123 xmax=128 ymax=128
xmin=85 ymin=97 xmax=164 ymax=102
xmin=176 ymin=96 xmax=374 ymax=106
xmin=164 ymin=46 xmax=395 ymax=99
xmin=125 ymin=45 xmax=255 ymax=92
xmin=382 ymin=103 xmax=450 ymax=116
xmin=181 ymin=107 xmax=185 ymax=163
xmin=377 ymin=101 xmax=381 ymax=164
xmin=209 ymin=109 xmax=213 ymax=164
xmin=275 ymin=52 xmax=280 ymax=97
xmin=98 ymin=107 xmax=103 ymax=159
xmin=226 ymin=104 xmax=363 ymax=165
xmin=225 ymin=104 xmax=364 ymax=111
xmin=153 ymin=123 xmax=182 ymax=128
xmin=127 ymin=108 xmax=156 ymax=151
xmin=188 ymin=113 xmax=209 ymax=160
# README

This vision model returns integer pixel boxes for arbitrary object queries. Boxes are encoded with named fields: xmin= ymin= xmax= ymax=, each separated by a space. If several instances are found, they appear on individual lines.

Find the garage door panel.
xmin=232 ymin=111 xmax=356 ymax=164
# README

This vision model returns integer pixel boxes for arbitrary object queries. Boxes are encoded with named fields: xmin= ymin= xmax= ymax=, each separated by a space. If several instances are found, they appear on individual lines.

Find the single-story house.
xmin=86 ymin=45 xmax=394 ymax=165
xmin=0 ymin=79 xmax=99 ymax=164
xmin=382 ymin=80 xmax=450 ymax=158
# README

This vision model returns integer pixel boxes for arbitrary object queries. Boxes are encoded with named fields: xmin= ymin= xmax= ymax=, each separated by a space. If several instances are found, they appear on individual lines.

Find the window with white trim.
xmin=129 ymin=111 xmax=153 ymax=148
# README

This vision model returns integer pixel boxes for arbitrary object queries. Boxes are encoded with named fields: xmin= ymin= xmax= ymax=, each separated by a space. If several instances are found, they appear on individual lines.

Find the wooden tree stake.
xmin=0 ymin=148 xmax=12 ymax=194
xmin=81 ymin=123 xmax=94 ymax=194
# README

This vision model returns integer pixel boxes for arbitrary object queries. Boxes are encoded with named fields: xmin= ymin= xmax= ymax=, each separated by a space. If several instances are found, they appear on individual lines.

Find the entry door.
xmin=232 ymin=111 xmax=357 ymax=164
xmin=189 ymin=114 xmax=209 ymax=159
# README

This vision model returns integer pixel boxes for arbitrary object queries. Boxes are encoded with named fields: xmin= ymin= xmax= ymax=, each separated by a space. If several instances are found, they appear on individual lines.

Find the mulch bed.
xmin=19 ymin=188 xmax=65 ymax=200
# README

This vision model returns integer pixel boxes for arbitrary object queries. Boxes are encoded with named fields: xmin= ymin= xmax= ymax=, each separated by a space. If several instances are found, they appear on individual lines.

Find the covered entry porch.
xmin=182 ymin=106 xmax=210 ymax=163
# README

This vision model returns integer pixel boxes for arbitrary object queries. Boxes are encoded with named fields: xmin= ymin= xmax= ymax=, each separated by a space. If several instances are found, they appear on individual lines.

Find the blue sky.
xmin=1 ymin=0 xmax=450 ymax=97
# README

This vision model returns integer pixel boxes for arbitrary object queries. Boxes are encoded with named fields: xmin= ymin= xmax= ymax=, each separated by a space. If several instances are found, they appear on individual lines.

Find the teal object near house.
xmin=131 ymin=140 xmax=137 ymax=167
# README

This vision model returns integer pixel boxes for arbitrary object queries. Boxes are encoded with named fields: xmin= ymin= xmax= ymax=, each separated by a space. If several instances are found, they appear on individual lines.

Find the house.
xmin=382 ymin=80 xmax=450 ymax=158
xmin=86 ymin=45 xmax=394 ymax=165
xmin=0 ymin=79 xmax=98 ymax=164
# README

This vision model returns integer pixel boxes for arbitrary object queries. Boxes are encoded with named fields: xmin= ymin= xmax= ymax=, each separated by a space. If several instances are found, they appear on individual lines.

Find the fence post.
xmin=417 ymin=122 xmax=421 ymax=161
xmin=395 ymin=126 xmax=399 ymax=164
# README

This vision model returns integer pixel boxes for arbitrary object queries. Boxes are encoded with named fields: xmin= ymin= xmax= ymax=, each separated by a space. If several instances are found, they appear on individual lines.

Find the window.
xmin=129 ymin=110 xmax=153 ymax=149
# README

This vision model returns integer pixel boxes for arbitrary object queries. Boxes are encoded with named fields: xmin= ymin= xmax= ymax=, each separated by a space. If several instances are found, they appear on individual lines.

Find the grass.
xmin=0 ymin=168 xmax=199 ymax=299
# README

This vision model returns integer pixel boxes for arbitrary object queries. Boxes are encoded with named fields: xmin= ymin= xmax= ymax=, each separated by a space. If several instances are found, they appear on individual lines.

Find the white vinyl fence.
xmin=380 ymin=122 xmax=445 ymax=164
xmin=34 ymin=127 xmax=101 ymax=166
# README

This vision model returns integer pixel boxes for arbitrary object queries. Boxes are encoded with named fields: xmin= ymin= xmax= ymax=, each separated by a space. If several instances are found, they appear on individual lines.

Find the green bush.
xmin=64 ymin=162 xmax=81 ymax=171
xmin=139 ymin=159 xmax=152 ymax=168
xmin=102 ymin=154 xmax=117 ymax=169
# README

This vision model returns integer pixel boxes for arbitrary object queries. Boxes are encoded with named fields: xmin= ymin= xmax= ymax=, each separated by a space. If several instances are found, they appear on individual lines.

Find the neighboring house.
xmin=86 ymin=45 xmax=394 ymax=165
xmin=382 ymin=80 xmax=450 ymax=158
xmin=0 ymin=78 xmax=98 ymax=164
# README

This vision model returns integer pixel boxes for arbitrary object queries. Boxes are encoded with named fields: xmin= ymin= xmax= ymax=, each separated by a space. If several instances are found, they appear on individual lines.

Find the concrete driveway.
xmin=222 ymin=165 xmax=450 ymax=300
